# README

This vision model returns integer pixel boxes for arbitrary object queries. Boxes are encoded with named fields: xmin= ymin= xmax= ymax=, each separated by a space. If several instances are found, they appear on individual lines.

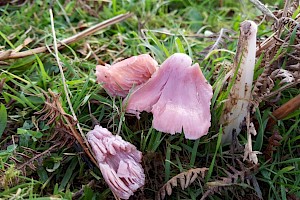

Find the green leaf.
xmin=3 ymin=92 xmax=26 ymax=107
xmin=206 ymin=126 xmax=223 ymax=182
xmin=34 ymin=54 xmax=50 ymax=88
xmin=37 ymin=166 xmax=49 ymax=183
xmin=0 ymin=31 xmax=15 ymax=48
xmin=83 ymin=186 xmax=94 ymax=200
xmin=17 ymin=128 xmax=43 ymax=142
xmin=0 ymin=104 xmax=7 ymax=138
xmin=165 ymin=143 xmax=171 ymax=182
xmin=254 ymin=107 xmax=269 ymax=151
xmin=59 ymin=157 xmax=78 ymax=191
xmin=0 ymin=144 xmax=17 ymax=164
xmin=190 ymin=138 xmax=200 ymax=167
xmin=171 ymin=144 xmax=182 ymax=151
xmin=175 ymin=37 xmax=185 ymax=53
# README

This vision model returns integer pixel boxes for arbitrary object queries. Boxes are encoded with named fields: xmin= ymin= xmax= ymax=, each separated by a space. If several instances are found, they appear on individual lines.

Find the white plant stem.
xmin=221 ymin=20 xmax=258 ymax=144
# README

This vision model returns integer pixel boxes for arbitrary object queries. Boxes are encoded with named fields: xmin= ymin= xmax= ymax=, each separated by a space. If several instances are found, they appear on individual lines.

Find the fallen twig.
xmin=249 ymin=0 xmax=278 ymax=21
xmin=267 ymin=94 xmax=300 ymax=129
xmin=0 ymin=12 xmax=133 ymax=61
xmin=17 ymin=143 xmax=60 ymax=171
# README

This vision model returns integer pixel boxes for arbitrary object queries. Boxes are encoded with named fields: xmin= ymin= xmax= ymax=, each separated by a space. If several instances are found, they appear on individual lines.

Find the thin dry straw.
xmin=0 ymin=12 xmax=133 ymax=61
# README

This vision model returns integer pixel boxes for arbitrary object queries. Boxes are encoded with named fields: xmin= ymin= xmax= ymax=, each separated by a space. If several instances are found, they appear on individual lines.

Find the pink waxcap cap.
xmin=96 ymin=54 xmax=158 ymax=97
xmin=124 ymin=53 xmax=213 ymax=140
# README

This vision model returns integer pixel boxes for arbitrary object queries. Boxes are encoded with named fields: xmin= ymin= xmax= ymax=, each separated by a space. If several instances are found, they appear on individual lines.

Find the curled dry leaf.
xmin=271 ymin=69 xmax=295 ymax=84
xmin=243 ymin=122 xmax=261 ymax=165
xmin=264 ymin=130 xmax=283 ymax=161
xmin=35 ymin=89 xmax=97 ymax=166
xmin=34 ymin=89 xmax=77 ymax=147
xmin=201 ymin=159 xmax=261 ymax=200
xmin=253 ymin=3 xmax=300 ymax=108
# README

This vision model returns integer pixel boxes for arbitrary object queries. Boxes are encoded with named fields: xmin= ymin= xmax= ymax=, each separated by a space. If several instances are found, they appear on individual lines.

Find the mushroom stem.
xmin=221 ymin=20 xmax=258 ymax=144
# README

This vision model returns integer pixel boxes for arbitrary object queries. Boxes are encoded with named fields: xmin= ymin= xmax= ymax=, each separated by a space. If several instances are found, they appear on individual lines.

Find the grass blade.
xmin=0 ymin=104 xmax=7 ymax=138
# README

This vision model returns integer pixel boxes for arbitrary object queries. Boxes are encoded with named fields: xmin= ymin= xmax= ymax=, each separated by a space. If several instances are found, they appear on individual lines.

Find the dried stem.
xmin=49 ymin=9 xmax=97 ymax=166
xmin=249 ymin=0 xmax=278 ymax=21
xmin=267 ymin=94 xmax=300 ymax=129
xmin=49 ymin=8 xmax=81 ymax=135
xmin=0 ymin=12 xmax=132 ymax=61
xmin=17 ymin=143 xmax=60 ymax=171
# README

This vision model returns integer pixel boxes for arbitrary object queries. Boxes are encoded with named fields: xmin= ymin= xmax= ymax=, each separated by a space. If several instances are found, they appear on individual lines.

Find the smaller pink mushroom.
xmin=87 ymin=125 xmax=145 ymax=199
xmin=96 ymin=54 xmax=158 ymax=97
xmin=124 ymin=53 xmax=213 ymax=140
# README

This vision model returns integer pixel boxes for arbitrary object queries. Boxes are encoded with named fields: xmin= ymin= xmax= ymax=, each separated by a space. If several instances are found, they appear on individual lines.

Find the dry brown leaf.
xmin=200 ymin=159 xmax=261 ymax=200
xmin=252 ymin=1 xmax=299 ymax=109
xmin=156 ymin=168 xmax=208 ymax=200
xmin=35 ymin=89 xmax=97 ymax=166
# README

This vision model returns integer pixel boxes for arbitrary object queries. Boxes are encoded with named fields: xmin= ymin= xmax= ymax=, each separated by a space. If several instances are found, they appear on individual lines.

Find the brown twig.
xmin=17 ymin=143 xmax=60 ymax=171
xmin=0 ymin=12 xmax=133 ymax=61
xmin=249 ymin=0 xmax=278 ymax=21
xmin=267 ymin=94 xmax=300 ymax=129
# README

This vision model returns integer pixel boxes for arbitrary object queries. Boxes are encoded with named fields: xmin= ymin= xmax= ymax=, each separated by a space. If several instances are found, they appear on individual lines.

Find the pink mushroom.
xmin=96 ymin=54 xmax=158 ymax=97
xmin=124 ymin=53 xmax=213 ymax=140
xmin=87 ymin=125 xmax=145 ymax=199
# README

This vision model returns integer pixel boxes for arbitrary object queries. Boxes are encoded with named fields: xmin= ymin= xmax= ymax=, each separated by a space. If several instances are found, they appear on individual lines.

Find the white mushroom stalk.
xmin=221 ymin=20 xmax=258 ymax=144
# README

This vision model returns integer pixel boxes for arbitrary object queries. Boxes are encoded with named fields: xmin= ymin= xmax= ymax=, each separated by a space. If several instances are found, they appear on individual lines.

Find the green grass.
xmin=1 ymin=0 xmax=299 ymax=199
